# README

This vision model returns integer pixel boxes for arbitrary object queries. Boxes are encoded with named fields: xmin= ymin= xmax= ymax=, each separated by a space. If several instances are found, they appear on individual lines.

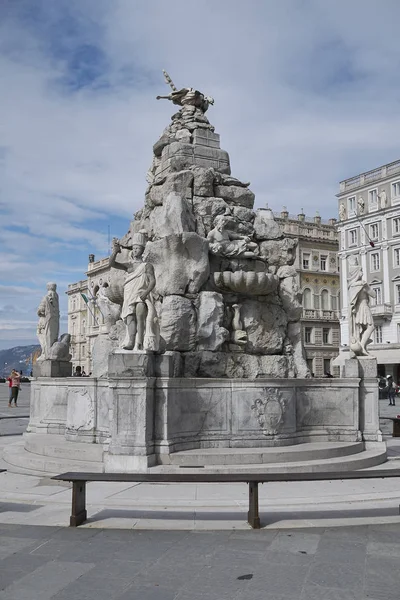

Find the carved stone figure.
xmin=379 ymin=189 xmax=387 ymax=208
xmin=156 ymin=70 xmax=214 ymax=113
xmin=348 ymin=257 xmax=376 ymax=356
xmin=339 ymin=202 xmax=346 ymax=221
xmin=207 ymin=216 xmax=259 ymax=258
xmin=357 ymin=197 xmax=365 ymax=214
xmin=37 ymin=283 xmax=60 ymax=360
xmin=109 ymin=233 xmax=158 ymax=351
xmin=48 ymin=333 xmax=71 ymax=361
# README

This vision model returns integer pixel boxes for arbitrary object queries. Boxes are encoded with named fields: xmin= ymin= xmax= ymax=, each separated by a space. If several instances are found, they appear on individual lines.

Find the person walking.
xmin=6 ymin=375 xmax=12 ymax=405
xmin=387 ymin=375 xmax=396 ymax=406
xmin=9 ymin=369 xmax=21 ymax=407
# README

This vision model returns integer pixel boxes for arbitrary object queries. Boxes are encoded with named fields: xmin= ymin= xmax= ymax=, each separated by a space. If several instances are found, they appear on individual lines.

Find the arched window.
xmin=303 ymin=288 xmax=312 ymax=309
xmin=321 ymin=289 xmax=330 ymax=310
xmin=82 ymin=320 xmax=86 ymax=335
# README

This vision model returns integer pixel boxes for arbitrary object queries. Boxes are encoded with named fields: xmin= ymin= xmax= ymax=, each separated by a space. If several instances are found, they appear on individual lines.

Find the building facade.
xmin=67 ymin=255 xmax=110 ymax=374
xmin=274 ymin=208 xmax=340 ymax=377
xmin=336 ymin=158 xmax=400 ymax=380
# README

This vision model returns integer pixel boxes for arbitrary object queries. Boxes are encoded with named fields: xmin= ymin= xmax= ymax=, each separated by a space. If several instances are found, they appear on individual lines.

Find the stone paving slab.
xmin=1 ymin=524 xmax=400 ymax=599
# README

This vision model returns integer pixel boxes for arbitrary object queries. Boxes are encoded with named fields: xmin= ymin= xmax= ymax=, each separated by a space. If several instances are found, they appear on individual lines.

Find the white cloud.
xmin=1 ymin=0 xmax=400 ymax=345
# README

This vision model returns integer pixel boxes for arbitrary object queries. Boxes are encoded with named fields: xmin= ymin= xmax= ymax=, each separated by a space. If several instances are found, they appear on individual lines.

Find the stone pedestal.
xmin=106 ymin=351 xmax=156 ymax=472
xmin=33 ymin=359 xmax=72 ymax=378
xmin=344 ymin=357 xmax=382 ymax=443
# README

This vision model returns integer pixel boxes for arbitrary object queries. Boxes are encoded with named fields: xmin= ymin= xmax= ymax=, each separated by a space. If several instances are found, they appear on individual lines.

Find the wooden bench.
xmin=53 ymin=469 xmax=400 ymax=529
xmin=381 ymin=417 xmax=400 ymax=437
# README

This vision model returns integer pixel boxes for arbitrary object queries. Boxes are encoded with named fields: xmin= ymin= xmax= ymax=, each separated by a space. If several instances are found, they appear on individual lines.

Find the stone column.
xmin=105 ymin=351 xmax=156 ymax=472
xmin=344 ymin=357 xmax=382 ymax=443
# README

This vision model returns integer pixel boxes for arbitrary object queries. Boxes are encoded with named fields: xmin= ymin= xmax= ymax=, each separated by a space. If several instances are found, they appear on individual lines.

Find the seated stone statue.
xmin=207 ymin=216 xmax=259 ymax=258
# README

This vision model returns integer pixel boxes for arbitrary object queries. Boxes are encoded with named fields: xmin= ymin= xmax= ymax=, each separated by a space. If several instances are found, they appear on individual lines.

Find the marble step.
xmin=2 ymin=441 xmax=104 ymax=477
xmin=152 ymin=445 xmax=388 ymax=474
xmin=167 ymin=442 xmax=365 ymax=467
xmin=24 ymin=434 xmax=104 ymax=463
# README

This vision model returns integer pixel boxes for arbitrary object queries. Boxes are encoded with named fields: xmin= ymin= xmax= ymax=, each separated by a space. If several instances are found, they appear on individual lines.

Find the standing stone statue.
xmin=348 ymin=257 xmax=376 ymax=356
xmin=339 ymin=202 xmax=346 ymax=221
xmin=37 ymin=282 xmax=60 ymax=360
xmin=109 ymin=233 xmax=158 ymax=351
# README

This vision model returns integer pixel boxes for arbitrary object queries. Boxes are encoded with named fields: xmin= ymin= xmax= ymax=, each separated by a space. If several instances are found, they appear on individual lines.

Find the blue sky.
xmin=1 ymin=0 xmax=400 ymax=349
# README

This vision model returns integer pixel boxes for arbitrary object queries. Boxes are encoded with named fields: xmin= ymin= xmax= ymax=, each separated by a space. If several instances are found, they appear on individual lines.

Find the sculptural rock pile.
xmin=110 ymin=103 xmax=309 ymax=378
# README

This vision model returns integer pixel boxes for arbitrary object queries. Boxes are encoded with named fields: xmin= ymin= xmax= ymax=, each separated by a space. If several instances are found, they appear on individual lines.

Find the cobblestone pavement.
xmin=1 ymin=522 xmax=400 ymax=599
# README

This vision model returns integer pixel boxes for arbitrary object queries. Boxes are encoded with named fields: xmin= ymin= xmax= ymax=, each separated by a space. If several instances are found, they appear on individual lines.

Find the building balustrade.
xmin=371 ymin=303 xmax=393 ymax=318
xmin=302 ymin=309 xmax=340 ymax=320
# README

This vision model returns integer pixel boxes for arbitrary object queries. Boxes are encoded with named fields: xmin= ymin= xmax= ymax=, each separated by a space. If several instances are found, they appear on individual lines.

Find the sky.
xmin=1 ymin=0 xmax=400 ymax=349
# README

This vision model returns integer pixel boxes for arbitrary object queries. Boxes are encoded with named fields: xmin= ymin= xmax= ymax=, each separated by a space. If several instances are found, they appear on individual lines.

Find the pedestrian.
xmin=73 ymin=366 xmax=82 ymax=377
xmin=6 ymin=375 xmax=12 ymax=404
xmin=81 ymin=368 xmax=87 ymax=377
xmin=387 ymin=375 xmax=396 ymax=406
xmin=9 ymin=369 xmax=21 ymax=407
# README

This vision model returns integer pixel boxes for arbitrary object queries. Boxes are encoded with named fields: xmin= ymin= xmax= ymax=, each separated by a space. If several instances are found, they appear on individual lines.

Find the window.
xmin=394 ymin=218 xmax=400 ymax=235
xmin=368 ymin=189 xmax=378 ymax=206
xmin=304 ymin=327 xmax=312 ymax=344
xmin=320 ymin=255 xmax=327 ymax=271
xmin=321 ymin=289 xmax=330 ymax=310
xmin=394 ymin=248 xmax=400 ymax=268
xmin=349 ymin=229 xmax=357 ymax=245
xmin=303 ymin=288 xmax=312 ymax=309
xmin=371 ymin=252 xmax=380 ymax=271
xmin=348 ymin=196 xmax=356 ymax=213
xmin=302 ymin=253 xmax=310 ymax=270
xmin=375 ymin=326 xmax=383 ymax=344
xmin=396 ymin=284 xmax=400 ymax=304
xmin=323 ymin=328 xmax=330 ymax=344
xmin=72 ymin=299 xmax=76 ymax=311
xmin=372 ymin=286 xmax=382 ymax=305
xmin=82 ymin=345 xmax=86 ymax=358
xmin=392 ymin=181 xmax=400 ymax=198
xmin=331 ymin=295 xmax=338 ymax=310
xmin=370 ymin=223 xmax=379 ymax=240
xmin=323 ymin=359 xmax=331 ymax=374
xmin=82 ymin=320 xmax=86 ymax=335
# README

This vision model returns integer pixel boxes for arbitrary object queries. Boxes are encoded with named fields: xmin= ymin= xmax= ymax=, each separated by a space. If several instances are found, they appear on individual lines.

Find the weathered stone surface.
xmin=108 ymin=351 xmax=155 ymax=377
xmin=153 ymin=134 xmax=170 ymax=157
xmin=287 ymin=322 xmax=310 ymax=378
xmin=232 ymin=206 xmax=255 ymax=222
xmin=144 ymin=233 xmax=209 ymax=296
xmin=216 ymin=173 xmax=250 ymax=187
xmin=183 ymin=351 xmax=288 ymax=378
xmin=241 ymin=300 xmax=287 ymax=354
xmin=259 ymin=238 xmax=297 ymax=267
xmin=196 ymin=291 xmax=229 ymax=351
xmin=254 ymin=208 xmax=283 ymax=241
xmin=214 ymin=185 xmax=255 ymax=208
xmin=175 ymin=128 xmax=191 ymax=143
xmin=160 ymin=295 xmax=196 ymax=351
xmin=192 ymin=196 xmax=230 ymax=236
xmin=92 ymin=332 xmax=119 ymax=378
xmin=149 ymin=193 xmax=195 ymax=238
xmin=278 ymin=266 xmax=302 ymax=322
xmin=192 ymin=166 xmax=215 ymax=197
xmin=33 ymin=359 xmax=72 ymax=378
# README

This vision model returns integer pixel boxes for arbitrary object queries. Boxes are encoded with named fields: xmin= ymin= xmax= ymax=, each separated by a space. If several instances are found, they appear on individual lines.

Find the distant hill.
xmin=0 ymin=345 xmax=41 ymax=377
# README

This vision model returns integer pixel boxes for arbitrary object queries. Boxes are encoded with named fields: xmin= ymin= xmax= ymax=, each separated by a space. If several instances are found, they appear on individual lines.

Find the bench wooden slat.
xmin=53 ymin=469 xmax=400 ymax=484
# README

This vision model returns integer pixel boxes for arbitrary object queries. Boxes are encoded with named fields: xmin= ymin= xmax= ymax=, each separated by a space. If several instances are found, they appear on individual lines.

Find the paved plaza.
xmin=2 ymin=384 xmax=400 ymax=597
xmin=1 ymin=523 xmax=400 ymax=599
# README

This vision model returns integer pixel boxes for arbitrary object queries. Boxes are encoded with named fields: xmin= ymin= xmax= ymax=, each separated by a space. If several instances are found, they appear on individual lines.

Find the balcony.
xmin=302 ymin=309 xmax=340 ymax=321
xmin=371 ymin=303 xmax=393 ymax=318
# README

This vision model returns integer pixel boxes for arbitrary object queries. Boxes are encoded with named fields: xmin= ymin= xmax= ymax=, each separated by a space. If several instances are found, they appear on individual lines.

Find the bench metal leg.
xmin=247 ymin=481 xmax=261 ymax=529
xmin=70 ymin=481 xmax=87 ymax=527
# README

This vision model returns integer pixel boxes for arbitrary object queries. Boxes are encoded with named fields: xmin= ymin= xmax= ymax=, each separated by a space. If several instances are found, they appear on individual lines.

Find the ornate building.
xmin=66 ymin=254 xmax=110 ymax=373
xmin=336 ymin=159 xmax=400 ymax=380
xmin=274 ymin=208 xmax=340 ymax=376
